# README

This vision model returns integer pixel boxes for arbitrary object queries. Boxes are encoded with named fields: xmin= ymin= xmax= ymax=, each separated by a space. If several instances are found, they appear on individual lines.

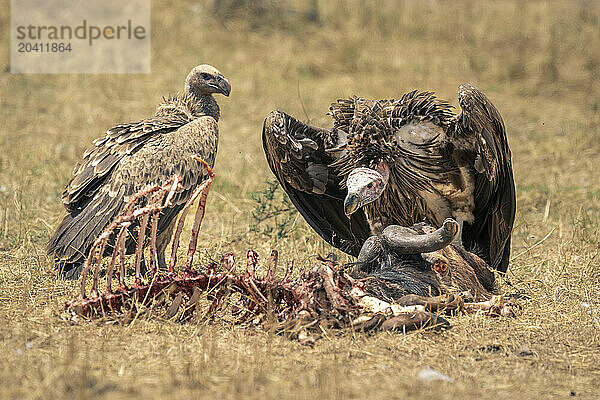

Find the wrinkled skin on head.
xmin=185 ymin=64 xmax=231 ymax=97
xmin=344 ymin=162 xmax=390 ymax=217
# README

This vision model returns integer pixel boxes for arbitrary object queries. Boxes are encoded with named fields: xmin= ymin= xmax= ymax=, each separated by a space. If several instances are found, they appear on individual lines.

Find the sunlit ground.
xmin=1 ymin=1 xmax=599 ymax=398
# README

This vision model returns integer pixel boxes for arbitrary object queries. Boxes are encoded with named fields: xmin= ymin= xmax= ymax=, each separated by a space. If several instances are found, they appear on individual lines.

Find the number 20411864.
xmin=17 ymin=43 xmax=72 ymax=52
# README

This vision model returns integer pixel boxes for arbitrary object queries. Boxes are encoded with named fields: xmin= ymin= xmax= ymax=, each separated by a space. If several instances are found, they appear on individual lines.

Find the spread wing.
xmin=455 ymin=83 xmax=516 ymax=272
xmin=262 ymin=111 xmax=370 ymax=256
xmin=63 ymin=110 xmax=193 ymax=213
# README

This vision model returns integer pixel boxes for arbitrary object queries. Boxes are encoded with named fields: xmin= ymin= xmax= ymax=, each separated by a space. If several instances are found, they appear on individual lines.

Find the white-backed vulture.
xmin=262 ymin=84 xmax=515 ymax=273
xmin=48 ymin=64 xmax=231 ymax=278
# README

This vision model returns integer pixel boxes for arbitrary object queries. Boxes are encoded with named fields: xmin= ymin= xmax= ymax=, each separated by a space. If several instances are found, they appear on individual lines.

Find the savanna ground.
xmin=1 ymin=0 xmax=600 ymax=398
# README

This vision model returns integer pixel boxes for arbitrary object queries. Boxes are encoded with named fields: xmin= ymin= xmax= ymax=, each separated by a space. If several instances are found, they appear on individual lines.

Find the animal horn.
xmin=381 ymin=219 xmax=459 ymax=254
xmin=356 ymin=219 xmax=459 ymax=266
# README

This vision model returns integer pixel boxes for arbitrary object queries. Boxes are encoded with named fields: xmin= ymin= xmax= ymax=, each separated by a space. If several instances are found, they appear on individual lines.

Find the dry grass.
xmin=1 ymin=0 xmax=600 ymax=398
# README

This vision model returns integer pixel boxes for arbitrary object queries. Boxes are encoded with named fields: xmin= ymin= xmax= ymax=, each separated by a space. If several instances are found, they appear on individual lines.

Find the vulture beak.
xmin=344 ymin=193 xmax=361 ymax=218
xmin=216 ymin=75 xmax=231 ymax=96
xmin=344 ymin=165 xmax=389 ymax=218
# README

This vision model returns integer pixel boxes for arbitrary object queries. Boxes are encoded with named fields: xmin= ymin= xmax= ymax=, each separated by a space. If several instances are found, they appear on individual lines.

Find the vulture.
xmin=262 ymin=84 xmax=515 ymax=272
xmin=48 ymin=64 xmax=231 ymax=279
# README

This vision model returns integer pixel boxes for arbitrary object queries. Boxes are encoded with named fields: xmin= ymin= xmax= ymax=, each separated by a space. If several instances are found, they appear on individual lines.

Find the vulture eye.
xmin=200 ymin=72 xmax=212 ymax=80
xmin=367 ymin=183 xmax=374 ymax=189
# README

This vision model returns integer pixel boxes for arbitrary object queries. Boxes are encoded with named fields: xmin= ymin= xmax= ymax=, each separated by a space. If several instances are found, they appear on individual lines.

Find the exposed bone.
xmin=65 ymin=166 xmax=517 ymax=343
xmin=79 ymin=259 xmax=92 ymax=299
xmin=349 ymin=286 xmax=451 ymax=332
xmin=149 ymin=213 xmax=160 ymax=275
xmin=318 ymin=262 xmax=346 ymax=310
xmin=169 ymin=184 xmax=205 ymax=272
xmin=106 ymin=225 xmax=128 ymax=294
xmin=396 ymin=293 xmax=464 ymax=313
xmin=78 ymin=177 xmax=180 ymax=299
xmin=170 ymin=158 xmax=214 ymax=272
xmin=67 ymin=250 xmax=517 ymax=338
xmin=186 ymin=158 xmax=215 ymax=270
xmin=245 ymin=275 xmax=269 ymax=307
xmin=221 ymin=253 xmax=235 ymax=273
xmin=163 ymin=177 xmax=180 ymax=207
xmin=463 ymin=295 xmax=517 ymax=317
xmin=284 ymin=260 xmax=294 ymax=281
xmin=246 ymin=250 xmax=258 ymax=277
xmin=91 ymin=237 xmax=107 ymax=297
xmin=118 ymin=223 xmax=129 ymax=290
xmin=134 ymin=213 xmax=149 ymax=284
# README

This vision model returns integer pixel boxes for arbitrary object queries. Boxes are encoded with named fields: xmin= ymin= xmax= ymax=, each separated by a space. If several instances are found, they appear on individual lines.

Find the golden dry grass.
xmin=1 ymin=0 xmax=600 ymax=398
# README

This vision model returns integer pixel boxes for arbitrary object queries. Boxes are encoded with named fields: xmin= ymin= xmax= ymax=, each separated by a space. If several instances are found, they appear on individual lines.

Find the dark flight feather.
xmin=262 ymin=111 xmax=370 ymax=256
xmin=262 ymin=84 xmax=515 ymax=272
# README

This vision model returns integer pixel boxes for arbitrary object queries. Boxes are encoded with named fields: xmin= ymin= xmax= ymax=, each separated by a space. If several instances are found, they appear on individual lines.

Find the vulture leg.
xmin=157 ymin=251 xmax=167 ymax=271
xmin=140 ymin=257 xmax=148 ymax=276
xmin=156 ymin=218 xmax=177 ymax=271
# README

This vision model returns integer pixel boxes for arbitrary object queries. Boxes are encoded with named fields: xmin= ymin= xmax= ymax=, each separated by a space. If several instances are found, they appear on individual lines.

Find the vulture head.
xmin=343 ymin=161 xmax=390 ymax=217
xmin=185 ymin=64 xmax=231 ymax=97
xmin=331 ymin=98 xmax=399 ymax=218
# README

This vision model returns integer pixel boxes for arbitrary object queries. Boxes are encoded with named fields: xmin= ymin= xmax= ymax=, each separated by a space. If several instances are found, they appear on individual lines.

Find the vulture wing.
xmin=262 ymin=111 xmax=370 ymax=256
xmin=103 ymin=116 xmax=218 ymax=243
xmin=63 ymin=109 xmax=193 ymax=213
xmin=454 ymin=84 xmax=516 ymax=272
xmin=48 ymin=115 xmax=217 ymax=275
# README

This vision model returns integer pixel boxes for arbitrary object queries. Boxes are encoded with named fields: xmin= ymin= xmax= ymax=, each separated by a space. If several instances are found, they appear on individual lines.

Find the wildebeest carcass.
xmin=64 ymin=164 xmax=516 ymax=343
xmin=349 ymin=218 xmax=514 ymax=324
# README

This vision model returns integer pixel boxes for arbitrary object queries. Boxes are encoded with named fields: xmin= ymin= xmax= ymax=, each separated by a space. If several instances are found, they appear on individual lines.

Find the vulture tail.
xmin=47 ymin=192 xmax=123 ymax=279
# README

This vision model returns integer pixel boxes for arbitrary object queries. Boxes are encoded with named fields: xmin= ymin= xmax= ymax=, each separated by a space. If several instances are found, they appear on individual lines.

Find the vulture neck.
xmin=362 ymin=178 xmax=428 ymax=235
xmin=190 ymin=92 xmax=220 ymax=122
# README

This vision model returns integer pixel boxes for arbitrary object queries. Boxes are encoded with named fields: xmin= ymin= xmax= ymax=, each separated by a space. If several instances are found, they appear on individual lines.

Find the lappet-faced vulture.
xmin=262 ymin=84 xmax=515 ymax=272
xmin=48 ymin=65 xmax=231 ymax=278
